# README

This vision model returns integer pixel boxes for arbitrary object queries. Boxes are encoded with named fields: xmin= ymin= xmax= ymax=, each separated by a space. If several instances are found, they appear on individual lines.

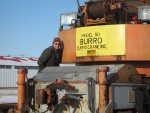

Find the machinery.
xmin=15 ymin=0 xmax=150 ymax=113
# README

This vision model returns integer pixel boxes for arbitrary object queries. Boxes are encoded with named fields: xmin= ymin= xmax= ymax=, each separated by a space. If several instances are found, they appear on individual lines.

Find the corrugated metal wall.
xmin=0 ymin=66 xmax=38 ymax=87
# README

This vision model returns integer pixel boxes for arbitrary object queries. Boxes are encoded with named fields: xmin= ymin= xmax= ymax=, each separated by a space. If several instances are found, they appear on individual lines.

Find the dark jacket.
xmin=38 ymin=46 xmax=62 ymax=72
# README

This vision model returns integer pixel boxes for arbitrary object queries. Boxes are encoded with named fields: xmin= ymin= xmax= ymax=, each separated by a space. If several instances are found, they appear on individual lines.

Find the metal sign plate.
xmin=76 ymin=25 xmax=125 ymax=57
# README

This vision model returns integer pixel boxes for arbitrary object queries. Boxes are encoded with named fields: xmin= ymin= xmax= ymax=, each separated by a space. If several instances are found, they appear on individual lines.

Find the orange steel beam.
xmin=15 ymin=69 xmax=27 ymax=113
xmin=59 ymin=24 xmax=150 ymax=76
xmin=59 ymin=29 xmax=76 ymax=63
xmin=59 ymin=24 xmax=150 ymax=62
xmin=96 ymin=66 xmax=108 ymax=112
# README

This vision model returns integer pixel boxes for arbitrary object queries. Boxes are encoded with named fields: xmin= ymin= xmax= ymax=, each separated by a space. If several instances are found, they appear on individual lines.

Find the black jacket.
xmin=38 ymin=46 xmax=62 ymax=72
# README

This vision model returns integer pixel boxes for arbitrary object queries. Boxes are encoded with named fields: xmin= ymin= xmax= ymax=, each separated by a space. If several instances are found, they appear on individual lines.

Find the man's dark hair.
xmin=53 ymin=37 xmax=60 ymax=44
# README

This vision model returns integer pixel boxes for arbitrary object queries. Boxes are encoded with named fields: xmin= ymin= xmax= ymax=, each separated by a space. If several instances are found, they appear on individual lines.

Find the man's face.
xmin=53 ymin=41 xmax=60 ymax=50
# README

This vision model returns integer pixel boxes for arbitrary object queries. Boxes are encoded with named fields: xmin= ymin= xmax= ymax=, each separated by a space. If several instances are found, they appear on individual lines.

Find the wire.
xmin=127 ymin=4 xmax=138 ymax=9
xmin=77 ymin=0 xmax=82 ymax=13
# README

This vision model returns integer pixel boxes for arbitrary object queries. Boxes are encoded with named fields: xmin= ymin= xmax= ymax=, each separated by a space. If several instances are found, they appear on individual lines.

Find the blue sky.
xmin=0 ymin=0 xmax=86 ymax=58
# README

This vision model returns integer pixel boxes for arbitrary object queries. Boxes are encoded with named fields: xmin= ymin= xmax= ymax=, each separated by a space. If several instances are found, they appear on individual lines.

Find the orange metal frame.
xmin=59 ymin=24 xmax=150 ymax=76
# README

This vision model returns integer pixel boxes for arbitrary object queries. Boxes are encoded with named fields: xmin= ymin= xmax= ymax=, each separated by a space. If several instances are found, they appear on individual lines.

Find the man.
xmin=38 ymin=37 xmax=63 ymax=72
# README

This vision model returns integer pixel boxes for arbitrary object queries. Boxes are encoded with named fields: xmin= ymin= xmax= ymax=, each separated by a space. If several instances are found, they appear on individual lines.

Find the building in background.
xmin=0 ymin=56 xmax=38 ymax=110
xmin=0 ymin=56 xmax=38 ymax=87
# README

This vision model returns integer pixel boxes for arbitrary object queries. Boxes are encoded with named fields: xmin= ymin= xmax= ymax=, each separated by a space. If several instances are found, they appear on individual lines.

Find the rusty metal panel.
xmin=34 ymin=64 xmax=142 ymax=83
xmin=34 ymin=66 xmax=98 ymax=82
xmin=34 ymin=82 xmax=92 ymax=113
xmin=59 ymin=29 xmax=76 ymax=63
xmin=126 ymin=24 xmax=150 ymax=60
xmin=34 ymin=65 xmax=117 ymax=82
